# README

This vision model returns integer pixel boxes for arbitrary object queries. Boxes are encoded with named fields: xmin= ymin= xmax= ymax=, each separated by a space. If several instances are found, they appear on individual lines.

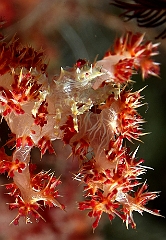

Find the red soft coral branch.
xmin=0 ymin=29 xmax=161 ymax=230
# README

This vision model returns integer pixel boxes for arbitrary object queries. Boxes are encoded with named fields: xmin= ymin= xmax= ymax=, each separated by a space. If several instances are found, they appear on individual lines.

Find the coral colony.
xmin=0 ymin=28 xmax=162 ymax=230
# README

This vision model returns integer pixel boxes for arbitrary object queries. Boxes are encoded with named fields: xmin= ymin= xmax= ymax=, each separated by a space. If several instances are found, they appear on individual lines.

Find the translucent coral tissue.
xmin=0 ymin=29 xmax=161 ymax=229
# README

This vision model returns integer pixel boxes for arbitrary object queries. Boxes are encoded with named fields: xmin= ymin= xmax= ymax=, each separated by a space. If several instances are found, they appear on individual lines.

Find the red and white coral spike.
xmin=16 ymin=136 xmax=34 ymax=148
xmin=94 ymin=32 xmax=160 ymax=89
xmin=122 ymin=182 xmax=161 ymax=229
xmin=0 ymin=66 xmax=53 ymax=143
xmin=99 ymin=88 xmax=146 ymax=142
xmin=11 ymin=69 xmax=42 ymax=103
xmin=8 ymin=172 xmax=64 ymax=225
xmin=8 ymin=197 xmax=43 ymax=225
xmin=0 ymin=84 xmax=25 ymax=116
xmin=7 ymin=146 xmax=64 ymax=224
xmin=0 ymin=148 xmax=26 ymax=177
xmin=37 ymin=136 xmax=55 ymax=155
xmin=79 ymin=189 xmax=121 ymax=231
xmin=0 ymin=35 xmax=47 ymax=75
xmin=78 ymin=146 xmax=160 ymax=230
